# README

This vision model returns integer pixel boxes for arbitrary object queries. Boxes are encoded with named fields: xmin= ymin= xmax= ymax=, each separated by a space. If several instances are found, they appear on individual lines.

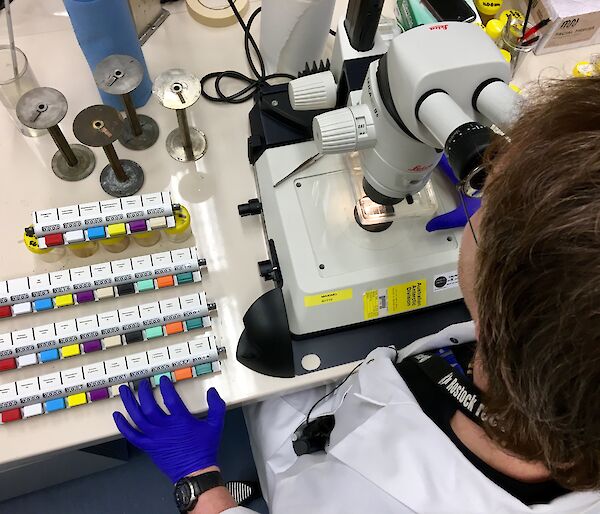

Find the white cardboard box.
xmin=520 ymin=0 xmax=600 ymax=55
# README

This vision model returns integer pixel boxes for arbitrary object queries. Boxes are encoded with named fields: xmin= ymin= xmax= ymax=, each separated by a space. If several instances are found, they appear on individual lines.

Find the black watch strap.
xmin=176 ymin=471 xmax=225 ymax=513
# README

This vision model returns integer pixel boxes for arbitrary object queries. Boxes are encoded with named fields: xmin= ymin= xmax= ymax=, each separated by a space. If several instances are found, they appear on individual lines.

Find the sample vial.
xmin=100 ymin=235 xmax=131 ymax=253
xmin=164 ymin=205 xmax=192 ymax=243
xmin=475 ymin=0 xmax=503 ymax=25
xmin=68 ymin=240 xmax=99 ymax=258
xmin=24 ymin=229 xmax=65 ymax=263
xmin=132 ymin=230 xmax=161 ymax=247
xmin=485 ymin=19 xmax=504 ymax=42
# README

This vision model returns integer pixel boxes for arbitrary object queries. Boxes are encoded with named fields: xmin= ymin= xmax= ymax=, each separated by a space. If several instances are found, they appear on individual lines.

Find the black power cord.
xmin=200 ymin=0 xmax=297 ymax=104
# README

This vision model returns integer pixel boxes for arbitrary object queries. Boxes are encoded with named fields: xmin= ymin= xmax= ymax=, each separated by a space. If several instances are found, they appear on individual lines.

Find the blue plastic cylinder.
xmin=63 ymin=0 xmax=152 ymax=109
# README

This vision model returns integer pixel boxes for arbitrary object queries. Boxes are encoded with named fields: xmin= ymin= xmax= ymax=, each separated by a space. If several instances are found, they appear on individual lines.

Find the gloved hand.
xmin=113 ymin=376 xmax=226 ymax=483
xmin=426 ymin=155 xmax=481 ymax=232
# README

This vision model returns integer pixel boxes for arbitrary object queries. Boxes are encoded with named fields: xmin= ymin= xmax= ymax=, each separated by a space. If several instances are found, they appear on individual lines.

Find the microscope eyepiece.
xmin=445 ymin=122 xmax=493 ymax=197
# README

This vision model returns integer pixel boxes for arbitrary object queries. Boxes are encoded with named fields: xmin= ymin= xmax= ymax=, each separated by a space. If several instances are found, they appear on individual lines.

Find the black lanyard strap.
xmin=409 ymin=352 xmax=491 ymax=426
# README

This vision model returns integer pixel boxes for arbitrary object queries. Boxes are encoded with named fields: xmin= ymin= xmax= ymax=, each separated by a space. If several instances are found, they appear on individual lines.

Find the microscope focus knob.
xmin=313 ymin=104 xmax=376 ymax=154
xmin=288 ymin=72 xmax=337 ymax=111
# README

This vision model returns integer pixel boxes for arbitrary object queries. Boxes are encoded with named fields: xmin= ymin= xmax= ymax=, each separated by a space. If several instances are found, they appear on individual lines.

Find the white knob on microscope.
xmin=313 ymin=104 xmax=376 ymax=154
xmin=288 ymin=71 xmax=337 ymax=111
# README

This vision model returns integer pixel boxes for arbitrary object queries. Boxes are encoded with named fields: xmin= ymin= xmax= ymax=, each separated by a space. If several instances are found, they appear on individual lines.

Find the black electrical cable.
xmin=200 ymin=0 xmax=297 ymax=104
xmin=305 ymin=361 xmax=363 ymax=427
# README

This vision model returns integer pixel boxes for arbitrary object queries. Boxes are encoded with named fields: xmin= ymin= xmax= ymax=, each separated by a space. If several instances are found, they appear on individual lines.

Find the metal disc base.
xmin=51 ymin=144 xmax=96 ymax=182
xmin=119 ymin=114 xmax=159 ymax=151
xmin=166 ymin=127 xmax=207 ymax=162
xmin=100 ymin=159 xmax=145 ymax=197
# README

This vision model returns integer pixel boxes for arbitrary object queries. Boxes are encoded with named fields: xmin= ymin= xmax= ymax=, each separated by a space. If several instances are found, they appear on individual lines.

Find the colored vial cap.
xmin=475 ymin=0 xmax=503 ymax=16
xmin=486 ymin=18 xmax=505 ymax=40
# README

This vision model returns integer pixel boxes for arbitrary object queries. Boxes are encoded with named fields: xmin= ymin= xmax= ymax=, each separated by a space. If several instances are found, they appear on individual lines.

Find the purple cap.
xmin=76 ymin=290 xmax=95 ymax=303
xmin=89 ymin=388 xmax=110 ymax=402
xmin=83 ymin=340 xmax=102 ymax=353
xmin=129 ymin=219 xmax=147 ymax=233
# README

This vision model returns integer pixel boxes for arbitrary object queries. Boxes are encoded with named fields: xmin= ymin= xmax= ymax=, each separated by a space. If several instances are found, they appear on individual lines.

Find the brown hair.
xmin=476 ymin=76 xmax=600 ymax=490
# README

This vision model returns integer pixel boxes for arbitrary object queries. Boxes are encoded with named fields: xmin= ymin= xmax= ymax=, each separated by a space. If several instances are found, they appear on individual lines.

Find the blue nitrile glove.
xmin=113 ymin=376 xmax=226 ymax=483
xmin=426 ymin=155 xmax=481 ymax=232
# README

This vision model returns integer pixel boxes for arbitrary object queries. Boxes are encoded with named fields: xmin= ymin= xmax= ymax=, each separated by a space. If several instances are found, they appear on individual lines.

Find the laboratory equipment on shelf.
xmin=16 ymin=87 xmax=96 ymax=181
xmin=153 ymin=69 xmax=207 ymax=162
xmin=73 ymin=105 xmax=145 ymax=197
xmin=237 ymin=0 xmax=519 ymax=377
xmin=94 ymin=54 xmax=159 ymax=150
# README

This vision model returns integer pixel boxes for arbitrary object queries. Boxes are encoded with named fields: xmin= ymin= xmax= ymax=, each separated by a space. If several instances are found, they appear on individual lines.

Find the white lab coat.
xmin=227 ymin=322 xmax=600 ymax=513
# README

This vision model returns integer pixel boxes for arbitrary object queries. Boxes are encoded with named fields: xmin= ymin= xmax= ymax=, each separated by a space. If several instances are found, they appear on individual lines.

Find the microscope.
xmin=237 ymin=6 xmax=519 ymax=378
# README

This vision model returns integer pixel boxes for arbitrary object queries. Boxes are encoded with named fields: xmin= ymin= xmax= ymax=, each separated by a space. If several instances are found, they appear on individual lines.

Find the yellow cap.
xmin=475 ymin=0 xmax=503 ymax=16
xmin=24 ymin=229 xmax=52 ymax=255
xmin=486 ymin=19 xmax=505 ymax=40
xmin=573 ymin=62 xmax=597 ymax=78
xmin=500 ymin=49 xmax=512 ymax=63
xmin=165 ymin=205 xmax=191 ymax=236
xmin=509 ymin=83 xmax=521 ymax=93
xmin=499 ymin=9 xmax=524 ymax=24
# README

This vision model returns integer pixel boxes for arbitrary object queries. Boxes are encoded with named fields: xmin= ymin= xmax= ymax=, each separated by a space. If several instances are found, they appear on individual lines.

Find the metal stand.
xmin=153 ymin=69 xmax=207 ymax=162
xmin=73 ymin=105 xmax=144 ymax=197
xmin=94 ymin=54 xmax=159 ymax=151
xmin=16 ymin=87 xmax=96 ymax=181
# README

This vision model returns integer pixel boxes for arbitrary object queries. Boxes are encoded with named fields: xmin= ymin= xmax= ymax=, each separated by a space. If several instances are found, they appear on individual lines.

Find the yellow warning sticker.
xmin=364 ymin=290 xmax=380 ymax=320
xmin=304 ymin=289 xmax=353 ymax=308
xmin=363 ymin=280 xmax=427 ymax=320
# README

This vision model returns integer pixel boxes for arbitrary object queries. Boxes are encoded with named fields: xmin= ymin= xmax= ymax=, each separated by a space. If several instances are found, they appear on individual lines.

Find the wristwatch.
xmin=174 ymin=471 xmax=225 ymax=512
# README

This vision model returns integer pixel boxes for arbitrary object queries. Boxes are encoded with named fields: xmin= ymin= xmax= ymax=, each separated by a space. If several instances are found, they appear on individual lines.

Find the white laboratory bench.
xmin=0 ymin=0 xmax=597 ymax=475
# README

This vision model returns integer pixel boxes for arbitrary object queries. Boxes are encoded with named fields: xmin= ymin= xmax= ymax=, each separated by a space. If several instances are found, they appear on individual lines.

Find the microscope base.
xmin=250 ymin=140 xmax=465 ymax=338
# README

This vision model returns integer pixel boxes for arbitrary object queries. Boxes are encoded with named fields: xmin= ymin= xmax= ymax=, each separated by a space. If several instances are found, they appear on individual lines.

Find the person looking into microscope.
xmin=113 ymin=76 xmax=600 ymax=513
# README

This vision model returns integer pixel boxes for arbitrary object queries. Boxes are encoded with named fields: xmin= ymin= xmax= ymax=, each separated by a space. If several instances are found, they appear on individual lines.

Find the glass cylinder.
xmin=100 ymin=235 xmax=130 ymax=253
xmin=132 ymin=230 xmax=161 ymax=247
xmin=0 ymin=45 xmax=43 ymax=137
xmin=164 ymin=205 xmax=192 ymax=243
xmin=497 ymin=17 xmax=536 ymax=77
xmin=68 ymin=241 xmax=99 ymax=258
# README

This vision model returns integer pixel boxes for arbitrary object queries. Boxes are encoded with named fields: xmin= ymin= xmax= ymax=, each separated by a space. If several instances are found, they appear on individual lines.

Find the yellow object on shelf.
xmin=486 ymin=19 xmax=505 ymax=41
xmin=165 ymin=206 xmax=192 ymax=243
xmin=572 ymin=62 xmax=597 ymax=78
xmin=24 ymin=228 xmax=65 ymax=263
xmin=475 ymin=0 xmax=503 ymax=24
xmin=498 ymin=9 xmax=523 ymax=25
xmin=500 ymin=49 xmax=511 ymax=63
xmin=24 ymin=230 xmax=51 ymax=255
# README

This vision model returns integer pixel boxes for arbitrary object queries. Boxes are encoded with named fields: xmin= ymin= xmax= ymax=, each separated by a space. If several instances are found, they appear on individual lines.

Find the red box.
xmin=2 ymin=408 xmax=22 ymax=423
xmin=45 ymin=233 xmax=64 ymax=247
xmin=0 ymin=358 xmax=16 ymax=372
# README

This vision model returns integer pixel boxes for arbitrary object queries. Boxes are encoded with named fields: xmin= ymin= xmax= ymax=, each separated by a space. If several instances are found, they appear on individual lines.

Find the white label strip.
xmin=0 ymin=247 xmax=204 ymax=308
xmin=0 ymin=336 xmax=220 ymax=411
xmin=0 ymin=292 xmax=210 ymax=359
xmin=32 ymin=192 xmax=174 ymax=237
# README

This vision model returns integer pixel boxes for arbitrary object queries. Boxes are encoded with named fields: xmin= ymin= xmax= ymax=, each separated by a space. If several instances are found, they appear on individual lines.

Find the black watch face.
xmin=175 ymin=481 xmax=193 ymax=509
